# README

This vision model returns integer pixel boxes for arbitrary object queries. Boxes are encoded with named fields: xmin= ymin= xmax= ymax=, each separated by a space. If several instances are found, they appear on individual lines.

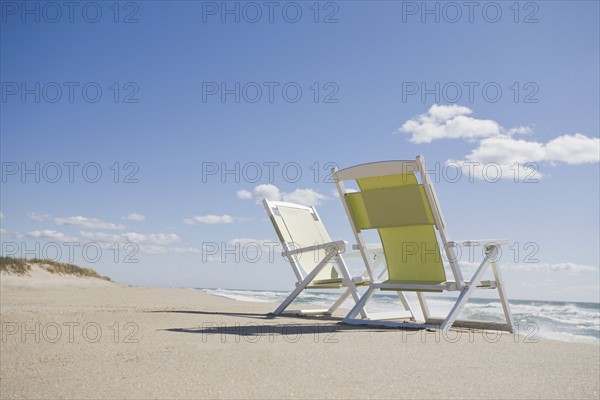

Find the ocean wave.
xmin=197 ymin=288 xmax=599 ymax=344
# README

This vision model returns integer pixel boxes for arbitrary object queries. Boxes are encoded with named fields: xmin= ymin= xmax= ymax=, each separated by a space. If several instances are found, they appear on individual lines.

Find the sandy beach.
xmin=1 ymin=272 xmax=598 ymax=399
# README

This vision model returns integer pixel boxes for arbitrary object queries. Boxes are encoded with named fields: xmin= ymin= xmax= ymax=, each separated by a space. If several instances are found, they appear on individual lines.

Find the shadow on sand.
xmin=149 ymin=309 xmax=419 ymax=338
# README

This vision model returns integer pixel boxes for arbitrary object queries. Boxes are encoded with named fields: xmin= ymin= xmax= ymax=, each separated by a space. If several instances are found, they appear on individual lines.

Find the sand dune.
xmin=1 ymin=264 xmax=114 ymax=288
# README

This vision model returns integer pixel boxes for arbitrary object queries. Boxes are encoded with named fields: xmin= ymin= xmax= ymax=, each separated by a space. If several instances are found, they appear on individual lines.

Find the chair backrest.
xmin=334 ymin=156 xmax=456 ymax=285
xmin=263 ymin=200 xmax=339 ymax=283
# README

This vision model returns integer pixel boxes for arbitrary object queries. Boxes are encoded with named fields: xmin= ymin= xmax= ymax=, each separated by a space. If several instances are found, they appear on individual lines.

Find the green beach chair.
xmin=263 ymin=199 xmax=370 ymax=317
xmin=334 ymin=156 xmax=514 ymax=332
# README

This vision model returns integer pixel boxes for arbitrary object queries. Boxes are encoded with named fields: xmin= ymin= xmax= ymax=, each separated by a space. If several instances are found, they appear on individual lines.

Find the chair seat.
xmin=308 ymin=278 xmax=343 ymax=289
xmin=313 ymin=277 xmax=344 ymax=285
xmin=308 ymin=277 xmax=370 ymax=289
xmin=379 ymin=279 xmax=496 ymax=292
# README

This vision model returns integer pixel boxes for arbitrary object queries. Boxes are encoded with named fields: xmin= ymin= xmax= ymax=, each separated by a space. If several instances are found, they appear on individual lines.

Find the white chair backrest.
xmin=263 ymin=200 xmax=338 ymax=282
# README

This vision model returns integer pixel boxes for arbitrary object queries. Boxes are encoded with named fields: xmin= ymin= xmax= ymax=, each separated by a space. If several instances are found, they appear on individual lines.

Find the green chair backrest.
xmin=269 ymin=204 xmax=339 ymax=282
xmin=345 ymin=173 xmax=446 ymax=284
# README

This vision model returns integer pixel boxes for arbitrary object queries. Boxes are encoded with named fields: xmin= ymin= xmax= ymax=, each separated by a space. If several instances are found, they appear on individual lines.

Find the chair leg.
xmin=441 ymin=254 xmax=494 ymax=330
xmin=352 ymin=289 xmax=368 ymax=319
xmin=327 ymin=288 xmax=351 ymax=314
xmin=440 ymin=285 xmax=476 ymax=330
xmin=343 ymin=286 xmax=375 ymax=321
xmin=416 ymin=292 xmax=431 ymax=322
xmin=273 ymin=281 xmax=310 ymax=316
xmin=396 ymin=291 xmax=416 ymax=321
xmin=273 ymin=252 xmax=335 ymax=316
xmin=492 ymin=261 xmax=514 ymax=333
xmin=335 ymin=255 xmax=368 ymax=319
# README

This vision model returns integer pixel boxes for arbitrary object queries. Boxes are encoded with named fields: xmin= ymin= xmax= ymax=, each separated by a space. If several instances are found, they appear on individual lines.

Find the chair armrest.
xmin=352 ymin=275 xmax=370 ymax=284
xmin=352 ymin=243 xmax=383 ymax=251
xmin=448 ymin=239 xmax=508 ymax=257
xmin=447 ymin=239 xmax=509 ymax=248
xmin=343 ymin=250 xmax=362 ymax=259
xmin=283 ymin=240 xmax=346 ymax=257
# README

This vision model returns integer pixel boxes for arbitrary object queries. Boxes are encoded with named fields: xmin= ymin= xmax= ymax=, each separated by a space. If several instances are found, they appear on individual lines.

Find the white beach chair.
xmin=334 ymin=156 xmax=515 ymax=332
xmin=263 ymin=199 xmax=368 ymax=317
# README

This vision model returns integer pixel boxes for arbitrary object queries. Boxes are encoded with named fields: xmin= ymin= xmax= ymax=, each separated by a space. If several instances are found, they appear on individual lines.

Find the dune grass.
xmin=0 ymin=257 xmax=31 ymax=274
xmin=0 ymin=256 xmax=111 ymax=281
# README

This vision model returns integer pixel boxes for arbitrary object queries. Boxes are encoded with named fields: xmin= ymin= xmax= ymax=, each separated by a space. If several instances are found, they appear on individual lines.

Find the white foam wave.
xmin=197 ymin=288 xmax=599 ymax=344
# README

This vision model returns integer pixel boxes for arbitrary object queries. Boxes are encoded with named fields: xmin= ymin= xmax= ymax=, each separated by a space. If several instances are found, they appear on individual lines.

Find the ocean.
xmin=199 ymin=288 xmax=599 ymax=345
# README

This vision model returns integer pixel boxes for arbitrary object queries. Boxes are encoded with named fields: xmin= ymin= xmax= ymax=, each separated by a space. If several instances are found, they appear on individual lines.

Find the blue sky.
xmin=1 ymin=1 xmax=598 ymax=302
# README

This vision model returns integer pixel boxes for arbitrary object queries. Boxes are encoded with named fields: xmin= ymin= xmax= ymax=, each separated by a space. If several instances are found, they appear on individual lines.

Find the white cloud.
xmin=399 ymin=104 xmax=503 ymax=144
xmin=452 ymin=136 xmax=546 ymax=180
xmin=0 ymin=211 xmax=3 ymax=219
xmin=512 ymin=262 xmax=597 ymax=273
xmin=399 ymin=105 xmax=599 ymax=180
xmin=27 ymin=212 xmax=51 ymax=221
xmin=139 ymin=245 xmax=201 ymax=255
xmin=545 ymin=133 xmax=600 ymax=164
xmin=81 ymin=231 xmax=180 ymax=245
xmin=283 ymin=189 xmax=327 ymax=206
xmin=253 ymin=184 xmax=281 ymax=202
xmin=428 ymin=104 xmax=472 ymax=120
xmin=80 ymin=231 xmax=122 ymax=242
xmin=230 ymin=238 xmax=278 ymax=246
xmin=55 ymin=216 xmax=125 ymax=230
xmin=77 ymin=233 xmax=191 ymax=255
xmin=236 ymin=190 xmax=253 ymax=200
xmin=121 ymin=232 xmax=180 ymax=245
xmin=27 ymin=230 xmax=77 ymax=242
xmin=453 ymin=133 xmax=600 ymax=180
xmin=124 ymin=213 xmax=145 ymax=222
xmin=464 ymin=136 xmax=546 ymax=165
xmin=184 ymin=214 xmax=236 ymax=224
xmin=2 ymin=230 xmax=24 ymax=239
xmin=506 ymin=126 xmax=533 ymax=136
xmin=238 ymin=184 xmax=328 ymax=207
xmin=465 ymin=134 xmax=599 ymax=166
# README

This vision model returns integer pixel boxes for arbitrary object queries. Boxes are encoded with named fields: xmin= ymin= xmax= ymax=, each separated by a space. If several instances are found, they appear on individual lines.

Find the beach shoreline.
xmin=1 ymin=275 xmax=599 ymax=399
